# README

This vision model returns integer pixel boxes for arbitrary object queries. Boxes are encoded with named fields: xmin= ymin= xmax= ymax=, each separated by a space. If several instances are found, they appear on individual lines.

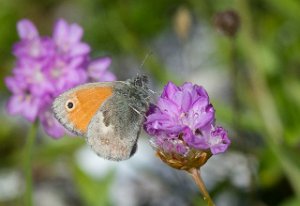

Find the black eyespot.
xmin=65 ymin=100 xmax=75 ymax=111
xmin=67 ymin=102 xmax=74 ymax=109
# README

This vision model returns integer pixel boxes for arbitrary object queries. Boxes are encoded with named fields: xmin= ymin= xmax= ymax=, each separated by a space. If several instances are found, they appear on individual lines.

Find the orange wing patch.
xmin=68 ymin=86 xmax=113 ymax=133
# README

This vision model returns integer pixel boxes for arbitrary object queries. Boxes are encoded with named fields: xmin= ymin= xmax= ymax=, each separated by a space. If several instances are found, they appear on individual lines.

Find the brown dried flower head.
xmin=156 ymin=149 xmax=212 ymax=171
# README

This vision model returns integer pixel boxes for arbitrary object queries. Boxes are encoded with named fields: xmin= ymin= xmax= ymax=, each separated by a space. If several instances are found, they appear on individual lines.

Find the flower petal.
xmin=6 ymin=95 xmax=24 ymax=115
xmin=209 ymin=126 xmax=231 ymax=154
xmin=39 ymin=109 xmax=65 ymax=138
xmin=69 ymin=43 xmax=90 ymax=57
xmin=5 ymin=76 xmax=25 ymax=93
xmin=98 ymin=71 xmax=116 ymax=81
xmin=181 ymin=91 xmax=192 ymax=112
xmin=21 ymin=97 xmax=40 ymax=122
xmin=157 ymin=98 xmax=180 ymax=116
xmin=69 ymin=23 xmax=83 ymax=43
xmin=7 ymin=95 xmax=40 ymax=122
xmin=192 ymin=103 xmax=215 ymax=129
xmin=88 ymin=57 xmax=112 ymax=79
xmin=17 ymin=19 xmax=39 ymax=40
xmin=182 ymin=127 xmax=210 ymax=149
xmin=161 ymin=82 xmax=179 ymax=98
xmin=53 ymin=19 xmax=68 ymax=45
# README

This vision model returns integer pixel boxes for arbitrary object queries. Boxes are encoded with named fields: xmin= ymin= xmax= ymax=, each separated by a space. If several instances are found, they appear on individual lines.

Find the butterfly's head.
xmin=129 ymin=74 xmax=149 ymax=89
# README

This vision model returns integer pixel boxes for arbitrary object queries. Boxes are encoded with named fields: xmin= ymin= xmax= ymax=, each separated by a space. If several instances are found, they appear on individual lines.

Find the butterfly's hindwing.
xmin=86 ymin=92 xmax=143 ymax=161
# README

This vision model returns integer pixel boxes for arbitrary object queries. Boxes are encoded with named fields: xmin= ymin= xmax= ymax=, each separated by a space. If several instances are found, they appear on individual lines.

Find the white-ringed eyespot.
xmin=65 ymin=99 xmax=75 ymax=111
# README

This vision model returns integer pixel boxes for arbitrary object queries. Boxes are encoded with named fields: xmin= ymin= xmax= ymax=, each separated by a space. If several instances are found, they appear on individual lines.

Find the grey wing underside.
xmin=86 ymin=93 xmax=143 ymax=161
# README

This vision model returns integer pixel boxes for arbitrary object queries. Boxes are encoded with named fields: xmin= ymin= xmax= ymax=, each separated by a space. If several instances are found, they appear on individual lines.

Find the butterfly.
xmin=52 ymin=75 xmax=151 ymax=161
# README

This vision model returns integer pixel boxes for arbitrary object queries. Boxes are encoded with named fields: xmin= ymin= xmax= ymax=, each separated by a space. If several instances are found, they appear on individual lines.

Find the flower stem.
xmin=24 ymin=122 xmax=38 ymax=206
xmin=188 ymin=167 xmax=215 ymax=206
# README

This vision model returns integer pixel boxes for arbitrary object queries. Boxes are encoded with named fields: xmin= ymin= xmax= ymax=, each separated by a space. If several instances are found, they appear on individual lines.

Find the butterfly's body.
xmin=52 ymin=75 xmax=150 ymax=161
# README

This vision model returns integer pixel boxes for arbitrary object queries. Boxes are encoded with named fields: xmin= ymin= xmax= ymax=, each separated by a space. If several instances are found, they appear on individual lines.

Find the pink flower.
xmin=144 ymin=82 xmax=230 ymax=155
xmin=5 ymin=19 xmax=116 ymax=138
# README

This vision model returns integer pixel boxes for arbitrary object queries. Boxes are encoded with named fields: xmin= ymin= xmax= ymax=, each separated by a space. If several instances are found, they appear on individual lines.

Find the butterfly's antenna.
xmin=138 ymin=50 xmax=153 ymax=72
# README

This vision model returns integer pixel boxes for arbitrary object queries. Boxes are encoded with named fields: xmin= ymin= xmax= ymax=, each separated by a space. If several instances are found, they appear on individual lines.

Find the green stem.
xmin=24 ymin=122 xmax=38 ymax=206
xmin=229 ymin=38 xmax=240 ymax=132
xmin=188 ymin=168 xmax=215 ymax=206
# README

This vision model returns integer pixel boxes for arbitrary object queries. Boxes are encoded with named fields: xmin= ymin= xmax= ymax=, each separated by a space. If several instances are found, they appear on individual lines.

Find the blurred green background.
xmin=1 ymin=0 xmax=300 ymax=205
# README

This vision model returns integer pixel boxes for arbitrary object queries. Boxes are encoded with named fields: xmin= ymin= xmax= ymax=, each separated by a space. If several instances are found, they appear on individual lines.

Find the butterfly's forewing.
xmin=52 ymin=82 xmax=114 ymax=135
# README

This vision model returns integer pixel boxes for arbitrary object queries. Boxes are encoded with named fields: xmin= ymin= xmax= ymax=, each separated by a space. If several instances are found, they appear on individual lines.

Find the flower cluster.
xmin=144 ymin=82 xmax=230 ymax=170
xmin=5 ymin=19 xmax=115 ymax=138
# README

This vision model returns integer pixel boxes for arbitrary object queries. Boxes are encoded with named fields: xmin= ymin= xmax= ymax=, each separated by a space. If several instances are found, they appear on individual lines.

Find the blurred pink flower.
xmin=5 ymin=19 xmax=116 ymax=138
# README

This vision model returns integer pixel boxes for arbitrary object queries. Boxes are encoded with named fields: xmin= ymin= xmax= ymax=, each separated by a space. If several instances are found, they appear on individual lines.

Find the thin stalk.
xmin=188 ymin=167 xmax=215 ymax=206
xmin=24 ymin=122 xmax=38 ymax=206
xmin=229 ymin=38 xmax=240 ymax=132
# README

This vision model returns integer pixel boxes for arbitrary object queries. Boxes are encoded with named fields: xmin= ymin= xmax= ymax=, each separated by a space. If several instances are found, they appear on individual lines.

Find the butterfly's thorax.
xmin=113 ymin=75 xmax=150 ymax=114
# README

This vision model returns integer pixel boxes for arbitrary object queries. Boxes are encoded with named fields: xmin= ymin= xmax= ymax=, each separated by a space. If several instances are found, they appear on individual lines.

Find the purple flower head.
xmin=144 ymin=81 xmax=230 ymax=169
xmin=5 ymin=19 xmax=116 ymax=138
